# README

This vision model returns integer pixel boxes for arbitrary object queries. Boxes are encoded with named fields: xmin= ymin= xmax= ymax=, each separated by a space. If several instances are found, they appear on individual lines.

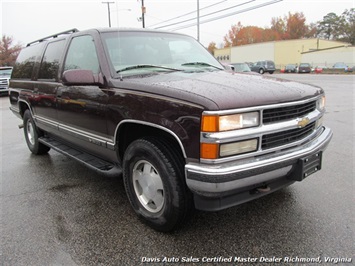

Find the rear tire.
xmin=23 ymin=110 xmax=50 ymax=155
xmin=123 ymin=138 xmax=192 ymax=232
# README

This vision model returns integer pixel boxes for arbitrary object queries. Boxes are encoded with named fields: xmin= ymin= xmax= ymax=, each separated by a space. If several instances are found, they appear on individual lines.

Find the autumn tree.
xmin=207 ymin=42 xmax=217 ymax=55
xmin=223 ymin=21 xmax=243 ymax=47
xmin=220 ymin=10 xmax=354 ymax=47
xmin=0 ymin=35 xmax=22 ymax=66
xmin=284 ymin=12 xmax=308 ymax=39
xmin=223 ymin=22 xmax=280 ymax=47
xmin=271 ymin=17 xmax=286 ymax=39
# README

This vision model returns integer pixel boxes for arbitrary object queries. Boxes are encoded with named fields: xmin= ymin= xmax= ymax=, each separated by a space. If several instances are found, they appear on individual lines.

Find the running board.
xmin=39 ymin=136 xmax=122 ymax=177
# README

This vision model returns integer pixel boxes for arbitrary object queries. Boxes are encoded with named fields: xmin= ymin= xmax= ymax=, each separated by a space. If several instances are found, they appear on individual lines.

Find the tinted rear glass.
xmin=12 ymin=43 xmax=45 ymax=79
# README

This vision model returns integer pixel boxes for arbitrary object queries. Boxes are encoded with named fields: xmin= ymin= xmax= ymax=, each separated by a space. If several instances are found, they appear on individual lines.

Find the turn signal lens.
xmin=200 ymin=143 xmax=219 ymax=159
xmin=201 ymin=115 xmax=219 ymax=132
xmin=317 ymin=95 xmax=326 ymax=111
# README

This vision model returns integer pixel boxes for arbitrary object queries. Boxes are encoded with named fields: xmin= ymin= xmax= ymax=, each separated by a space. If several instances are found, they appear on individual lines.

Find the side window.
xmin=64 ymin=35 xmax=99 ymax=74
xmin=12 ymin=43 xmax=44 ymax=79
xmin=38 ymin=40 xmax=65 ymax=80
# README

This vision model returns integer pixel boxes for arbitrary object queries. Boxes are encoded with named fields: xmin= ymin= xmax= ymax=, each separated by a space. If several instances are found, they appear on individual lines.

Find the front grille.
xmin=263 ymin=101 xmax=316 ymax=124
xmin=0 ymin=79 xmax=8 ymax=86
xmin=262 ymin=122 xmax=315 ymax=150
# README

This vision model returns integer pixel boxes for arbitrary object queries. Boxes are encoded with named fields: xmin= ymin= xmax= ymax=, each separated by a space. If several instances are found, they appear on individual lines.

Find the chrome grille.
xmin=262 ymin=122 xmax=316 ymax=150
xmin=0 ymin=78 xmax=8 ymax=86
xmin=263 ymin=101 xmax=316 ymax=124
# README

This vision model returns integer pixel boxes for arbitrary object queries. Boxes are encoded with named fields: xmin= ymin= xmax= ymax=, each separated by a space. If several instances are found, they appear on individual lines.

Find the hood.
xmin=111 ymin=70 xmax=323 ymax=111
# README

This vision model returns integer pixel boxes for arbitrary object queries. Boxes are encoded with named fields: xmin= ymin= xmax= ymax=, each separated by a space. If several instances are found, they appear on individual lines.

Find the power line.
xmin=168 ymin=0 xmax=283 ymax=32
xmin=148 ymin=0 xmax=229 ymax=28
xmin=154 ymin=0 xmax=256 ymax=30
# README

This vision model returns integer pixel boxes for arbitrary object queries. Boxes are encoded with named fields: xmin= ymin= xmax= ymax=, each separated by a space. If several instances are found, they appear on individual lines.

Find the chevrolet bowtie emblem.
xmin=298 ymin=117 xmax=310 ymax=128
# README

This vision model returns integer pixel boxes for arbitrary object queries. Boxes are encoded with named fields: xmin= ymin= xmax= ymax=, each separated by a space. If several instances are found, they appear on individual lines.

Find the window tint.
xmin=64 ymin=35 xmax=99 ymax=74
xmin=12 ymin=43 xmax=44 ymax=79
xmin=38 ymin=40 xmax=65 ymax=80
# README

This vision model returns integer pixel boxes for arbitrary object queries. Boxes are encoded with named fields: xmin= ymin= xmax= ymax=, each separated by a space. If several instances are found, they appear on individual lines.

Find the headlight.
xmin=317 ymin=95 xmax=326 ymax=111
xmin=202 ymin=112 xmax=260 ymax=132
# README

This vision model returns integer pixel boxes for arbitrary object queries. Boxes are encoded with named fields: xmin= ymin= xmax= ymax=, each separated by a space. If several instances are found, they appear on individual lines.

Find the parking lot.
xmin=1 ymin=74 xmax=353 ymax=265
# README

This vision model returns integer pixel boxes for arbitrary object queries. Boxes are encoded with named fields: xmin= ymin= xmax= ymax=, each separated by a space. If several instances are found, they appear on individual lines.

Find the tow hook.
xmin=257 ymin=186 xmax=271 ymax=193
xmin=18 ymin=124 xmax=24 ymax=129
xmin=251 ymin=185 xmax=271 ymax=194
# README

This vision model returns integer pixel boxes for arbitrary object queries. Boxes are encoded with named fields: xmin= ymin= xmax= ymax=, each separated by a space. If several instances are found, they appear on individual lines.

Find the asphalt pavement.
xmin=1 ymin=74 xmax=354 ymax=265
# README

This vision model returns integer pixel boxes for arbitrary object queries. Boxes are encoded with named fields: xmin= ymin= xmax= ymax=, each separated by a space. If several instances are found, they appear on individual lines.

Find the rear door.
xmin=32 ymin=39 xmax=66 ymax=133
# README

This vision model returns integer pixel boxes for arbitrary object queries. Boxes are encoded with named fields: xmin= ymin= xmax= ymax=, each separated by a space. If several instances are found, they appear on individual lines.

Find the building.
xmin=214 ymin=38 xmax=354 ymax=69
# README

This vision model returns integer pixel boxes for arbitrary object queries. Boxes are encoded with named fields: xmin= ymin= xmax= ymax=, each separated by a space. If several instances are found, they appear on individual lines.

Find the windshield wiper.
xmin=116 ymin=64 xmax=183 ymax=73
xmin=181 ymin=62 xmax=223 ymax=70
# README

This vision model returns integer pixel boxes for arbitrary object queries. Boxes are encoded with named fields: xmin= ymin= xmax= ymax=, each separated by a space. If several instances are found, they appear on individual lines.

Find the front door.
xmin=57 ymin=35 xmax=110 ymax=158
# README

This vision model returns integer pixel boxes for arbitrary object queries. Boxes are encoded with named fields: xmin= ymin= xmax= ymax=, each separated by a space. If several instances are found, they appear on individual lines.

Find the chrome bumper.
xmin=185 ymin=126 xmax=332 ymax=195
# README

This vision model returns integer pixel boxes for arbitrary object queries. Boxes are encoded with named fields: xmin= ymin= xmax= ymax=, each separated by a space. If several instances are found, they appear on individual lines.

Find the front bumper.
xmin=0 ymin=86 xmax=9 ymax=95
xmin=185 ymin=126 xmax=332 ymax=211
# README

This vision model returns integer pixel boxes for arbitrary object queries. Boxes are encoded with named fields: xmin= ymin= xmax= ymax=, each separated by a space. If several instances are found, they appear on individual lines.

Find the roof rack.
xmin=26 ymin=28 xmax=79 ymax=47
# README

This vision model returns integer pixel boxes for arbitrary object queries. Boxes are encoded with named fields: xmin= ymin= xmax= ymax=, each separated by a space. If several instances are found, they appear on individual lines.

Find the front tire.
xmin=23 ymin=110 xmax=50 ymax=155
xmin=123 ymin=138 xmax=192 ymax=232
xmin=259 ymin=68 xmax=265 ymax=74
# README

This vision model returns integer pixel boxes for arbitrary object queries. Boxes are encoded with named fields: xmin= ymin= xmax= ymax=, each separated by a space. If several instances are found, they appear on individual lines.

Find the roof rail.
xmin=26 ymin=28 xmax=79 ymax=47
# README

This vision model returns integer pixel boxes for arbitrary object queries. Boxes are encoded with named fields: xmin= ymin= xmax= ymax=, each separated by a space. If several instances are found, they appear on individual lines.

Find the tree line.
xmin=208 ymin=8 xmax=355 ymax=53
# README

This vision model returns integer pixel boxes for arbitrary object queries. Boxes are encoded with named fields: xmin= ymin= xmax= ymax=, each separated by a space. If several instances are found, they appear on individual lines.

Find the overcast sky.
xmin=1 ymin=0 xmax=354 ymax=47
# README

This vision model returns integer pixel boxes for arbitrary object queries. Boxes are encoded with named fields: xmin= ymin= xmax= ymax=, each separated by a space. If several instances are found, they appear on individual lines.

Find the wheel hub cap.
xmin=132 ymin=160 xmax=164 ymax=213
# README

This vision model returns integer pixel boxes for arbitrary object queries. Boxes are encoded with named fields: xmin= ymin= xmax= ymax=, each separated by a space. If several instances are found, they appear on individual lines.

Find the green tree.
xmin=317 ymin=12 xmax=340 ymax=40
xmin=0 ymin=35 xmax=22 ymax=66
xmin=338 ymin=8 xmax=355 ymax=45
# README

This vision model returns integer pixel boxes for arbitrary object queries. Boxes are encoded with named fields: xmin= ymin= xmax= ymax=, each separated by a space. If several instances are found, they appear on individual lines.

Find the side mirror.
xmin=62 ymin=69 xmax=104 ymax=86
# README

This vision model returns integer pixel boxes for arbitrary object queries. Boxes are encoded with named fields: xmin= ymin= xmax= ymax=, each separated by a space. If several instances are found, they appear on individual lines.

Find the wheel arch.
xmin=18 ymin=100 xmax=33 ymax=118
xmin=115 ymin=120 xmax=187 ymax=163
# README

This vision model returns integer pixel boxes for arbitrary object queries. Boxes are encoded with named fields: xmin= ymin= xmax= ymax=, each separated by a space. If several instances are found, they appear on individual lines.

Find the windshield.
xmin=232 ymin=63 xmax=250 ymax=72
xmin=101 ymin=31 xmax=223 ymax=75
xmin=0 ymin=68 xmax=13 ymax=77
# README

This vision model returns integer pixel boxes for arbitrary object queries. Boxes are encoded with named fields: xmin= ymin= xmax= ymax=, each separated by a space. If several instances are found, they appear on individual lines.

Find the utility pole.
xmin=197 ymin=0 xmax=200 ymax=41
xmin=102 ymin=1 xmax=115 ymax=27
xmin=141 ymin=0 xmax=146 ymax=28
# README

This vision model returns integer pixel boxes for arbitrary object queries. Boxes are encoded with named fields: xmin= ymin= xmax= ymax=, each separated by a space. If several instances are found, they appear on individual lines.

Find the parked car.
xmin=0 ymin=66 xmax=13 ymax=96
xmin=284 ymin=64 xmax=297 ymax=73
xmin=314 ymin=65 xmax=328 ymax=74
xmin=298 ymin=63 xmax=312 ymax=73
xmin=9 ymin=28 xmax=332 ymax=232
xmin=250 ymin=60 xmax=275 ymax=74
xmin=231 ymin=62 xmax=251 ymax=72
xmin=332 ymin=62 xmax=348 ymax=71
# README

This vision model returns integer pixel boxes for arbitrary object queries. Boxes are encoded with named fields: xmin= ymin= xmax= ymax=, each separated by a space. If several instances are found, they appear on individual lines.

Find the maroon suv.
xmin=9 ymin=28 xmax=332 ymax=231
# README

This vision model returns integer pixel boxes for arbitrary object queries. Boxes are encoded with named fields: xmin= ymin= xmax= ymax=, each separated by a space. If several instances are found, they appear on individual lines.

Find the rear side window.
xmin=64 ymin=35 xmax=99 ymax=74
xmin=12 ymin=43 xmax=44 ymax=79
xmin=38 ymin=40 xmax=65 ymax=80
